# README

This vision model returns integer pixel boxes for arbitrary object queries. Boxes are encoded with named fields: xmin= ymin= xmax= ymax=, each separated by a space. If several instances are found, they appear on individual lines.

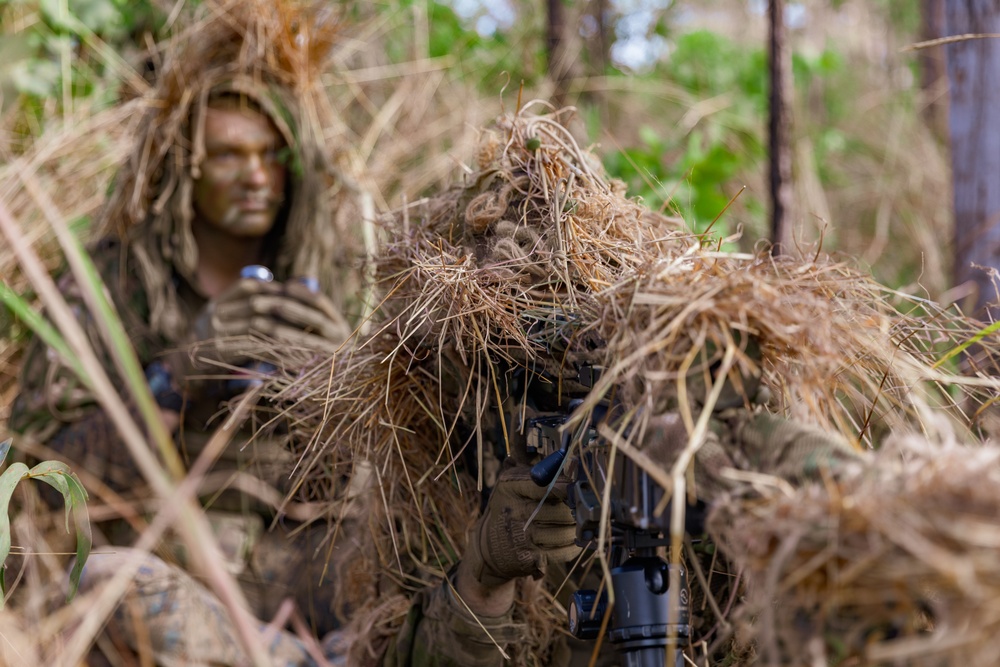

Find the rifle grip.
xmin=530 ymin=445 xmax=567 ymax=487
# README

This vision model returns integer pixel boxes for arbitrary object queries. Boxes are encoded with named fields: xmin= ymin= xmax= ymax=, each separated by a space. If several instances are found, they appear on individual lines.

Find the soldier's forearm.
xmin=380 ymin=575 xmax=517 ymax=667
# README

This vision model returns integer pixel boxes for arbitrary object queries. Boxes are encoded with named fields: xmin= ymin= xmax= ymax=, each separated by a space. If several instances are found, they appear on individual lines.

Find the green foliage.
xmin=39 ymin=0 xmax=128 ymax=35
xmin=668 ymin=30 xmax=767 ymax=111
xmin=597 ymin=27 xmax=863 ymax=248
xmin=427 ymin=2 xmax=479 ymax=60
xmin=416 ymin=1 xmax=542 ymax=91
xmin=0 ymin=438 xmax=92 ymax=608
xmin=601 ymin=30 xmax=768 ymax=234
xmin=873 ymin=0 xmax=921 ymax=36
xmin=0 ymin=0 xmax=159 ymax=118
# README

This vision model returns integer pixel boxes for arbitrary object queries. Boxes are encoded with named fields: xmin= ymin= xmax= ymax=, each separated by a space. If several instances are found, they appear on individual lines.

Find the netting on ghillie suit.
xmin=268 ymin=101 xmax=1000 ymax=666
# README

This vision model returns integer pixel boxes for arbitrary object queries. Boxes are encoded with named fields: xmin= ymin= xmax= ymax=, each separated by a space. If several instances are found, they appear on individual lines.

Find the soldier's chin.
xmin=227 ymin=212 xmax=278 ymax=237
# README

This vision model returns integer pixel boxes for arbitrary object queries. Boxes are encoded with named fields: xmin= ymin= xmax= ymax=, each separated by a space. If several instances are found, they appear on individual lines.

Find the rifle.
xmin=509 ymin=362 xmax=694 ymax=667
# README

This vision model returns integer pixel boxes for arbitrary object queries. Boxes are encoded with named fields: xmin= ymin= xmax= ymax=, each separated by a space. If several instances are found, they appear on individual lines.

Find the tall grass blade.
xmin=932 ymin=319 xmax=1000 ymax=370
xmin=54 ymin=220 xmax=184 ymax=478
xmin=0 ymin=281 xmax=91 ymax=389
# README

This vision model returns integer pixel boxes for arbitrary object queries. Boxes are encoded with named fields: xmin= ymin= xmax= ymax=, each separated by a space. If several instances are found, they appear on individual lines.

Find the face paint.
xmin=192 ymin=105 xmax=288 ymax=238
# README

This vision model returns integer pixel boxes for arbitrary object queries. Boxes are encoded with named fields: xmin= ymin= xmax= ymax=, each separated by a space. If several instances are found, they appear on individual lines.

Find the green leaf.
xmin=428 ymin=1 xmax=480 ymax=59
xmin=638 ymin=125 xmax=661 ymax=148
xmin=818 ymin=48 xmax=844 ymax=75
xmin=71 ymin=0 xmax=123 ymax=33
xmin=0 ymin=451 xmax=92 ymax=607
xmin=0 ymin=462 xmax=30 ymax=607
xmin=9 ymin=59 xmax=61 ymax=98
xmin=29 ymin=460 xmax=72 ymax=524
xmin=63 ymin=474 xmax=91 ymax=597
xmin=27 ymin=461 xmax=91 ymax=600
xmin=39 ymin=0 xmax=81 ymax=32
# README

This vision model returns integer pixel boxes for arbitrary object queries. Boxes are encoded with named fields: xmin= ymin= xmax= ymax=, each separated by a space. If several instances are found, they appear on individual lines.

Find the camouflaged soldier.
xmin=9 ymin=23 xmax=361 ymax=667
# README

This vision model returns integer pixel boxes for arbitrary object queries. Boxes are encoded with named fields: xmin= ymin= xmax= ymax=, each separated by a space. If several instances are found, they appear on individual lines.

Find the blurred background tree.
xmin=943 ymin=0 xmax=1000 ymax=319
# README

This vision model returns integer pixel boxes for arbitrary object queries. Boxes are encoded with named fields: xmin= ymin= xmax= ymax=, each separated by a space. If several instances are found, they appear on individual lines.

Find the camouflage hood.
xmin=95 ymin=0 xmax=364 ymax=340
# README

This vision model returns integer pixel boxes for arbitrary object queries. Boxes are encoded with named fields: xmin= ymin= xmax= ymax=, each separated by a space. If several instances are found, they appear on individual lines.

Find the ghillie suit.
xmin=10 ymin=0 xmax=369 ymax=664
xmin=271 ymin=100 xmax=1000 ymax=666
xmin=710 ymin=434 xmax=1000 ymax=667
xmin=95 ymin=0 xmax=365 ymax=341
xmin=15 ymin=0 xmax=368 ymax=439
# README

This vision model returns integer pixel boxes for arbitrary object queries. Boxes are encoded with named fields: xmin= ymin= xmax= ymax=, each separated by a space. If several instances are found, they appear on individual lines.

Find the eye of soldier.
xmin=208 ymin=146 xmax=240 ymax=162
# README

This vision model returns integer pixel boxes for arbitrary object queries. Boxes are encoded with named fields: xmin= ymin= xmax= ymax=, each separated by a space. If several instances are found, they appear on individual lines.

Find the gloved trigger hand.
xmin=466 ymin=462 xmax=581 ymax=589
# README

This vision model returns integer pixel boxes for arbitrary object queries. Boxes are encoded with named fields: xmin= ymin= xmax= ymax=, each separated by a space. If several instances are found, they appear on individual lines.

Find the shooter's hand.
xmin=465 ymin=462 xmax=581 ymax=589
xmin=258 ymin=279 xmax=351 ymax=345
xmin=166 ymin=277 xmax=350 ymax=399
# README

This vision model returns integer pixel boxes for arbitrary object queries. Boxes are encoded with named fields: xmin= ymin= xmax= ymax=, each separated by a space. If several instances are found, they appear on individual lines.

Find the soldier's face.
xmin=192 ymin=105 xmax=287 ymax=238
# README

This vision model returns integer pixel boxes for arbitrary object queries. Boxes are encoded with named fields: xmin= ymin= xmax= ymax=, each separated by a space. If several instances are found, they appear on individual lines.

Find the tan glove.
xmin=193 ymin=278 xmax=349 ymax=348
xmin=169 ymin=277 xmax=350 ymax=398
xmin=464 ymin=462 xmax=581 ymax=589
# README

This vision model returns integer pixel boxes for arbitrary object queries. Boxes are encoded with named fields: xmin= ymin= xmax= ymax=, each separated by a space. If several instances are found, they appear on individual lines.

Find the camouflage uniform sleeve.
xmin=728 ymin=412 xmax=863 ymax=482
xmin=9 ymin=239 xmax=163 ymax=491
xmin=380 ymin=577 xmax=519 ymax=667
xmin=696 ymin=411 xmax=865 ymax=498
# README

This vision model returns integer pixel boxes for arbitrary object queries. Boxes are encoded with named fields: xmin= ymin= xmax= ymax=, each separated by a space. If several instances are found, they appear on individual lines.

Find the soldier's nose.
xmin=243 ymin=154 xmax=269 ymax=187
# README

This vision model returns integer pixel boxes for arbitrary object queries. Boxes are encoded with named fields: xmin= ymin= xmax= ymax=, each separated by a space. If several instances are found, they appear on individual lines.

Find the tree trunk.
xmin=768 ymin=0 xmax=793 ymax=254
xmin=547 ymin=0 xmax=570 ymax=106
xmin=945 ymin=0 xmax=1000 ymax=318
xmin=921 ymin=0 xmax=950 ymax=140
xmin=590 ymin=0 xmax=609 ymax=74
